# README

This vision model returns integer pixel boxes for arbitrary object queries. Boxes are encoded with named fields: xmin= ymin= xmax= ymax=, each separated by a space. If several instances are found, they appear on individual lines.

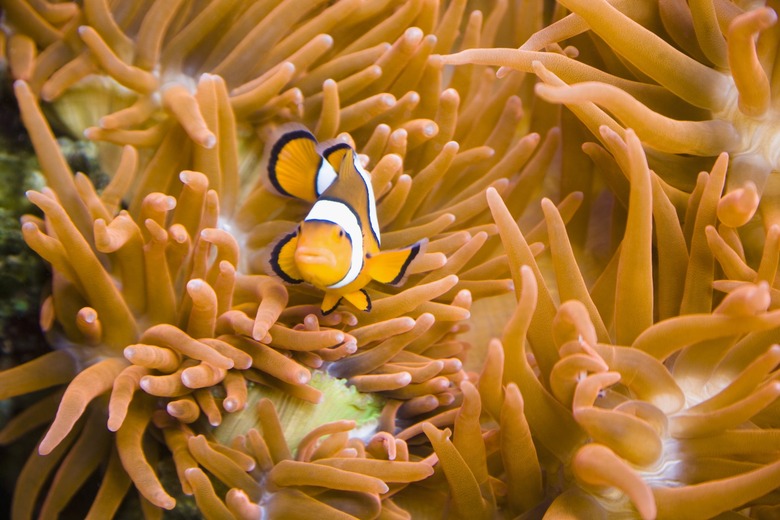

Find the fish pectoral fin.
xmin=321 ymin=292 xmax=343 ymax=315
xmin=343 ymin=289 xmax=371 ymax=312
xmin=267 ymin=125 xmax=332 ymax=202
xmin=270 ymin=231 xmax=303 ymax=284
xmin=366 ymin=241 xmax=424 ymax=286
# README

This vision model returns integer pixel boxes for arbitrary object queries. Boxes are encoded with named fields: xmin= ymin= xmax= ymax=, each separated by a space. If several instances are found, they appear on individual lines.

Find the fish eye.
xmin=338 ymin=229 xmax=345 ymax=238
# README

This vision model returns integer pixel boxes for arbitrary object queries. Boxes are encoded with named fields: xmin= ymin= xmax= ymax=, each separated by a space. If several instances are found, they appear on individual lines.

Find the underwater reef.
xmin=0 ymin=0 xmax=779 ymax=519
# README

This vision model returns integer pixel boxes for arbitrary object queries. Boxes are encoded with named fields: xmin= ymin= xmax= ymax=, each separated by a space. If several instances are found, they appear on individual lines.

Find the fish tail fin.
xmin=367 ymin=240 xmax=425 ymax=286
xmin=265 ymin=123 xmax=335 ymax=202
xmin=343 ymin=289 xmax=371 ymax=312
xmin=269 ymin=230 xmax=303 ymax=284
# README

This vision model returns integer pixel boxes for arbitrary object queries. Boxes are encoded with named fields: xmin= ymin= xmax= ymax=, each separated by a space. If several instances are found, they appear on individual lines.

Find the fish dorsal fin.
xmin=343 ymin=289 xmax=371 ymax=312
xmin=367 ymin=241 xmax=424 ymax=286
xmin=321 ymin=142 xmax=352 ymax=172
xmin=266 ymin=126 xmax=337 ymax=202
xmin=269 ymin=231 xmax=303 ymax=284
xmin=337 ymin=148 xmax=381 ymax=247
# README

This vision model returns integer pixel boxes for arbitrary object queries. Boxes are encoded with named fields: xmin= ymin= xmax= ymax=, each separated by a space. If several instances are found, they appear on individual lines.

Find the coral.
xmin=0 ymin=69 xmax=47 ymax=360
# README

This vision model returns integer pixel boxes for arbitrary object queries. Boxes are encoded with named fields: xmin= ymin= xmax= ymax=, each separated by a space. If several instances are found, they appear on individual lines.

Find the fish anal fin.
xmin=267 ymin=128 xmax=323 ymax=202
xmin=343 ymin=289 xmax=371 ymax=312
xmin=321 ymin=292 xmax=342 ymax=315
xmin=367 ymin=242 xmax=423 ymax=286
xmin=270 ymin=231 xmax=303 ymax=284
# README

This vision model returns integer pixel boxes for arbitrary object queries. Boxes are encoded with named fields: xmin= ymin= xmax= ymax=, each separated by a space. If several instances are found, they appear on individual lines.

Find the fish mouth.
xmin=295 ymin=247 xmax=337 ymax=267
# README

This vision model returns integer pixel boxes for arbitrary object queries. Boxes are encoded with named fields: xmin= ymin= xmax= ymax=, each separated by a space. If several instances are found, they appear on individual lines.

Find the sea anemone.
xmin=0 ymin=84 xmax=471 ymax=517
xmin=411 ymin=133 xmax=780 ymax=519
xmin=0 ymin=0 xmax=563 ymax=517
xmin=432 ymin=7 xmax=780 ymax=515
xmin=10 ymin=0 xmax=780 ymax=518
xmin=441 ymin=1 xmax=780 ymax=235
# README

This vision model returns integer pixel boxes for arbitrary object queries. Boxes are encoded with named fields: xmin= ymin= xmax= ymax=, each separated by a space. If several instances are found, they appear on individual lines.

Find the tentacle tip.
xmin=186 ymin=278 xmax=205 ymax=291
xmin=761 ymin=7 xmax=778 ymax=24
xmin=223 ymin=397 xmax=238 ymax=412
xmin=38 ymin=440 xmax=55 ymax=456
xmin=40 ymin=87 xmax=57 ymax=103
xmin=533 ymin=82 xmax=551 ymax=98
xmin=13 ymin=79 xmax=30 ymax=92
xmin=380 ymin=94 xmax=396 ymax=108
xmin=252 ymin=327 xmax=269 ymax=342
xmin=404 ymin=26 xmax=424 ymax=41
xmin=201 ymin=133 xmax=217 ymax=149
xmin=297 ymin=370 xmax=312 ymax=385
xmin=79 ymin=308 xmax=97 ymax=323
xmin=421 ymin=421 xmax=442 ymax=437
xmin=21 ymin=221 xmax=37 ymax=232
xmin=598 ymin=124 xmax=620 ymax=141
xmin=156 ymin=493 xmax=176 ymax=510
xmin=181 ymin=372 xmax=197 ymax=389
xmin=427 ymin=54 xmax=443 ymax=68
xmin=98 ymin=116 xmax=113 ymax=129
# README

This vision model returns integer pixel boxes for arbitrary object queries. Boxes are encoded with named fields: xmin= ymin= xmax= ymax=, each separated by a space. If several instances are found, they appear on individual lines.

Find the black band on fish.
xmin=361 ymin=289 xmax=372 ymax=312
xmin=305 ymin=198 xmax=364 ymax=289
xmin=269 ymin=231 xmax=303 ymax=284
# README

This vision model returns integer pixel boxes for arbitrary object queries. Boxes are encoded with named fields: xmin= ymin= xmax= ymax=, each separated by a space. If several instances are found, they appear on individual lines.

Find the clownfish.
xmin=265 ymin=124 xmax=422 ymax=314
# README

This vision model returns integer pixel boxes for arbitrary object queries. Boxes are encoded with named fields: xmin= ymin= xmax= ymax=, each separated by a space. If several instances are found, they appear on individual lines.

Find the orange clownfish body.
xmin=265 ymin=124 xmax=422 ymax=314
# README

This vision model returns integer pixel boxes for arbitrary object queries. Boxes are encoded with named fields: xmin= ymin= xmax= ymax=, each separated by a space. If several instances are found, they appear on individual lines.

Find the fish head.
xmin=295 ymin=220 xmax=353 ymax=287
